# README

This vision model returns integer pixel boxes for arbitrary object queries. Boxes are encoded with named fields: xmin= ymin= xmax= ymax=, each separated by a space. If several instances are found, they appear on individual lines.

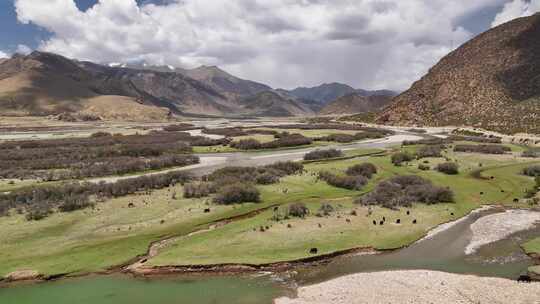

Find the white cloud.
xmin=492 ymin=0 xmax=540 ymax=27
xmin=16 ymin=44 xmax=32 ymax=55
xmin=13 ymin=0 xmax=513 ymax=91
xmin=0 ymin=51 xmax=8 ymax=59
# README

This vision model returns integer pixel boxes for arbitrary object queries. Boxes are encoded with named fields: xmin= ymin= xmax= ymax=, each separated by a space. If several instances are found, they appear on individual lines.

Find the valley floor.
xmin=0 ymin=117 xmax=539 ymax=286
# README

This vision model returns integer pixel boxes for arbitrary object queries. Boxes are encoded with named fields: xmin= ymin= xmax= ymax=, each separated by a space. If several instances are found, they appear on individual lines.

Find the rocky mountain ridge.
xmin=377 ymin=13 xmax=540 ymax=134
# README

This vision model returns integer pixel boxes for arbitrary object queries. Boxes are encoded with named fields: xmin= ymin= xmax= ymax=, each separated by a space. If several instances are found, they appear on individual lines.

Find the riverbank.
xmin=274 ymin=270 xmax=540 ymax=304
xmin=466 ymin=209 xmax=540 ymax=255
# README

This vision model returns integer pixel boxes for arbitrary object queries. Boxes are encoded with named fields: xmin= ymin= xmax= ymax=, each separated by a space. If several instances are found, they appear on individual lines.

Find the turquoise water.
xmin=0 ymin=275 xmax=288 ymax=304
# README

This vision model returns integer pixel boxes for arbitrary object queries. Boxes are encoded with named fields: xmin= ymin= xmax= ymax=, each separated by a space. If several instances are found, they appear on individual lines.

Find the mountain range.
xmin=0 ymin=13 xmax=538 ymax=133
xmin=0 ymin=52 xmax=393 ymax=120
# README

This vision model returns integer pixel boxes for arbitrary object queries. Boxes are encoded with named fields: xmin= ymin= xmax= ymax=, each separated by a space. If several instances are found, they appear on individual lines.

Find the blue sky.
xmin=1 ymin=0 xmax=538 ymax=90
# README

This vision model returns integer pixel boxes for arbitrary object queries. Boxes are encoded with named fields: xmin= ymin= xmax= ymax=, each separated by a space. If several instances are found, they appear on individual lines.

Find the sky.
xmin=1 ymin=0 xmax=539 ymax=91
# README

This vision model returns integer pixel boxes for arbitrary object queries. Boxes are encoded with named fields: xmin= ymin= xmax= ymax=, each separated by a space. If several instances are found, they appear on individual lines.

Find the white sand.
xmin=465 ymin=209 xmax=540 ymax=255
xmin=275 ymin=270 xmax=540 ymax=304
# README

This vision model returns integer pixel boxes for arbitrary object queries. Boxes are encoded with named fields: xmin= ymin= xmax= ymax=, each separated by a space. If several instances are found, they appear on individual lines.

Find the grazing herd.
xmin=369 ymin=211 xmax=416 ymax=226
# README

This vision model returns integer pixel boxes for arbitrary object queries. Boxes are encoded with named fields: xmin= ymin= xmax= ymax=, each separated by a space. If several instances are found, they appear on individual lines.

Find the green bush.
xmin=416 ymin=145 xmax=443 ymax=158
xmin=346 ymin=163 xmax=377 ymax=178
xmin=523 ymin=165 xmax=540 ymax=177
xmin=213 ymin=183 xmax=260 ymax=205
xmin=418 ymin=164 xmax=430 ymax=171
xmin=288 ymin=203 xmax=309 ymax=218
xmin=318 ymin=203 xmax=335 ymax=216
xmin=304 ymin=149 xmax=343 ymax=161
xmin=319 ymin=172 xmax=368 ymax=190
xmin=436 ymin=162 xmax=459 ymax=175
xmin=391 ymin=152 xmax=413 ymax=166
xmin=356 ymin=175 xmax=454 ymax=209
xmin=183 ymin=182 xmax=213 ymax=198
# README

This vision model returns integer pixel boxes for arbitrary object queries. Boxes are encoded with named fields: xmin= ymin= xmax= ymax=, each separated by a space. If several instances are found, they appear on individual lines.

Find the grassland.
xmin=0 ymin=184 xmax=269 ymax=277
xmin=0 ymin=143 xmax=537 ymax=277
xmin=149 ymin=148 xmax=538 ymax=266
xmin=523 ymin=238 xmax=540 ymax=256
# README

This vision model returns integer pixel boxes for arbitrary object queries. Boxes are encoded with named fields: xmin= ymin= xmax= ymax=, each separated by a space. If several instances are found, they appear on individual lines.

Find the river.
xmin=1 ymin=208 xmax=538 ymax=304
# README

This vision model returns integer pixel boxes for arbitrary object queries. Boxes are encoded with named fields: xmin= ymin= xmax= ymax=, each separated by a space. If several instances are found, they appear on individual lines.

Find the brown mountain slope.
xmin=0 ymin=52 xmax=312 ymax=118
xmin=78 ymin=61 xmax=233 ymax=116
xmin=178 ymin=65 xmax=271 ymax=98
xmin=377 ymin=13 xmax=540 ymax=134
xmin=320 ymin=93 xmax=392 ymax=115
xmin=239 ymin=91 xmax=314 ymax=117
xmin=0 ymin=52 xmax=169 ymax=120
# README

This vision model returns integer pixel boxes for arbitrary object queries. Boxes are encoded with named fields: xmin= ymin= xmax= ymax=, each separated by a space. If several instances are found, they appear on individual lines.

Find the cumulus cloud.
xmin=16 ymin=44 xmax=32 ymax=55
xmin=0 ymin=51 xmax=9 ymax=59
xmin=492 ymin=0 xmax=540 ymax=27
xmin=13 ymin=0 xmax=517 ymax=90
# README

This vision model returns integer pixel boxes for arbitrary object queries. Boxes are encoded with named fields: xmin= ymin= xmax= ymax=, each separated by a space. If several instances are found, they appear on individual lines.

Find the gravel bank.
xmin=274 ymin=270 xmax=540 ymax=304
xmin=465 ymin=210 xmax=540 ymax=255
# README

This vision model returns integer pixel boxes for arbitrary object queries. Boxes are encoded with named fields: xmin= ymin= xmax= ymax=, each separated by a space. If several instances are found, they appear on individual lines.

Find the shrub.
xmin=163 ymin=123 xmax=196 ymax=132
xmin=418 ymin=164 xmax=430 ymax=171
xmin=288 ymin=203 xmax=309 ymax=218
xmin=403 ymin=138 xmax=450 ymax=146
xmin=346 ymin=163 xmax=377 ymax=178
xmin=230 ymin=134 xmax=312 ymax=150
xmin=319 ymin=172 xmax=368 ymax=190
xmin=318 ymin=203 xmax=334 ymax=216
xmin=523 ymin=165 xmax=540 ymax=177
xmin=436 ymin=162 xmax=459 ymax=175
xmin=416 ymin=145 xmax=443 ymax=158
xmin=207 ymin=162 xmax=303 ymax=189
xmin=190 ymin=137 xmax=231 ymax=147
xmin=0 ymin=171 xmax=191 ymax=220
xmin=452 ymin=129 xmax=484 ymax=137
xmin=406 ymin=128 xmax=427 ymax=133
xmin=316 ymin=133 xmax=357 ymax=143
xmin=230 ymin=139 xmax=262 ymax=150
xmin=25 ymin=206 xmax=52 ymax=221
xmin=522 ymin=150 xmax=539 ymax=158
xmin=213 ymin=183 xmax=260 ymax=205
xmin=448 ymin=135 xmax=502 ymax=144
xmin=357 ymin=175 xmax=454 ymax=209
xmin=304 ymin=149 xmax=343 ymax=161
xmin=391 ymin=152 xmax=413 ymax=166
xmin=202 ymin=128 xmax=247 ymax=137
xmin=454 ymin=144 xmax=510 ymax=154
xmin=265 ymin=161 xmax=304 ymax=175
xmin=262 ymin=134 xmax=312 ymax=149
xmin=90 ymin=131 xmax=112 ymax=138
xmin=183 ymin=182 xmax=213 ymax=198
xmin=255 ymin=172 xmax=281 ymax=185
xmin=58 ymin=194 xmax=93 ymax=212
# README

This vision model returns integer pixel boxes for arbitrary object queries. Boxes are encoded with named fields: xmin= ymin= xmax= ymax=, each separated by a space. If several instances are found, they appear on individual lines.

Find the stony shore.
xmin=466 ymin=209 xmax=540 ymax=255
xmin=274 ymin=270 xmax=540 ymax=304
